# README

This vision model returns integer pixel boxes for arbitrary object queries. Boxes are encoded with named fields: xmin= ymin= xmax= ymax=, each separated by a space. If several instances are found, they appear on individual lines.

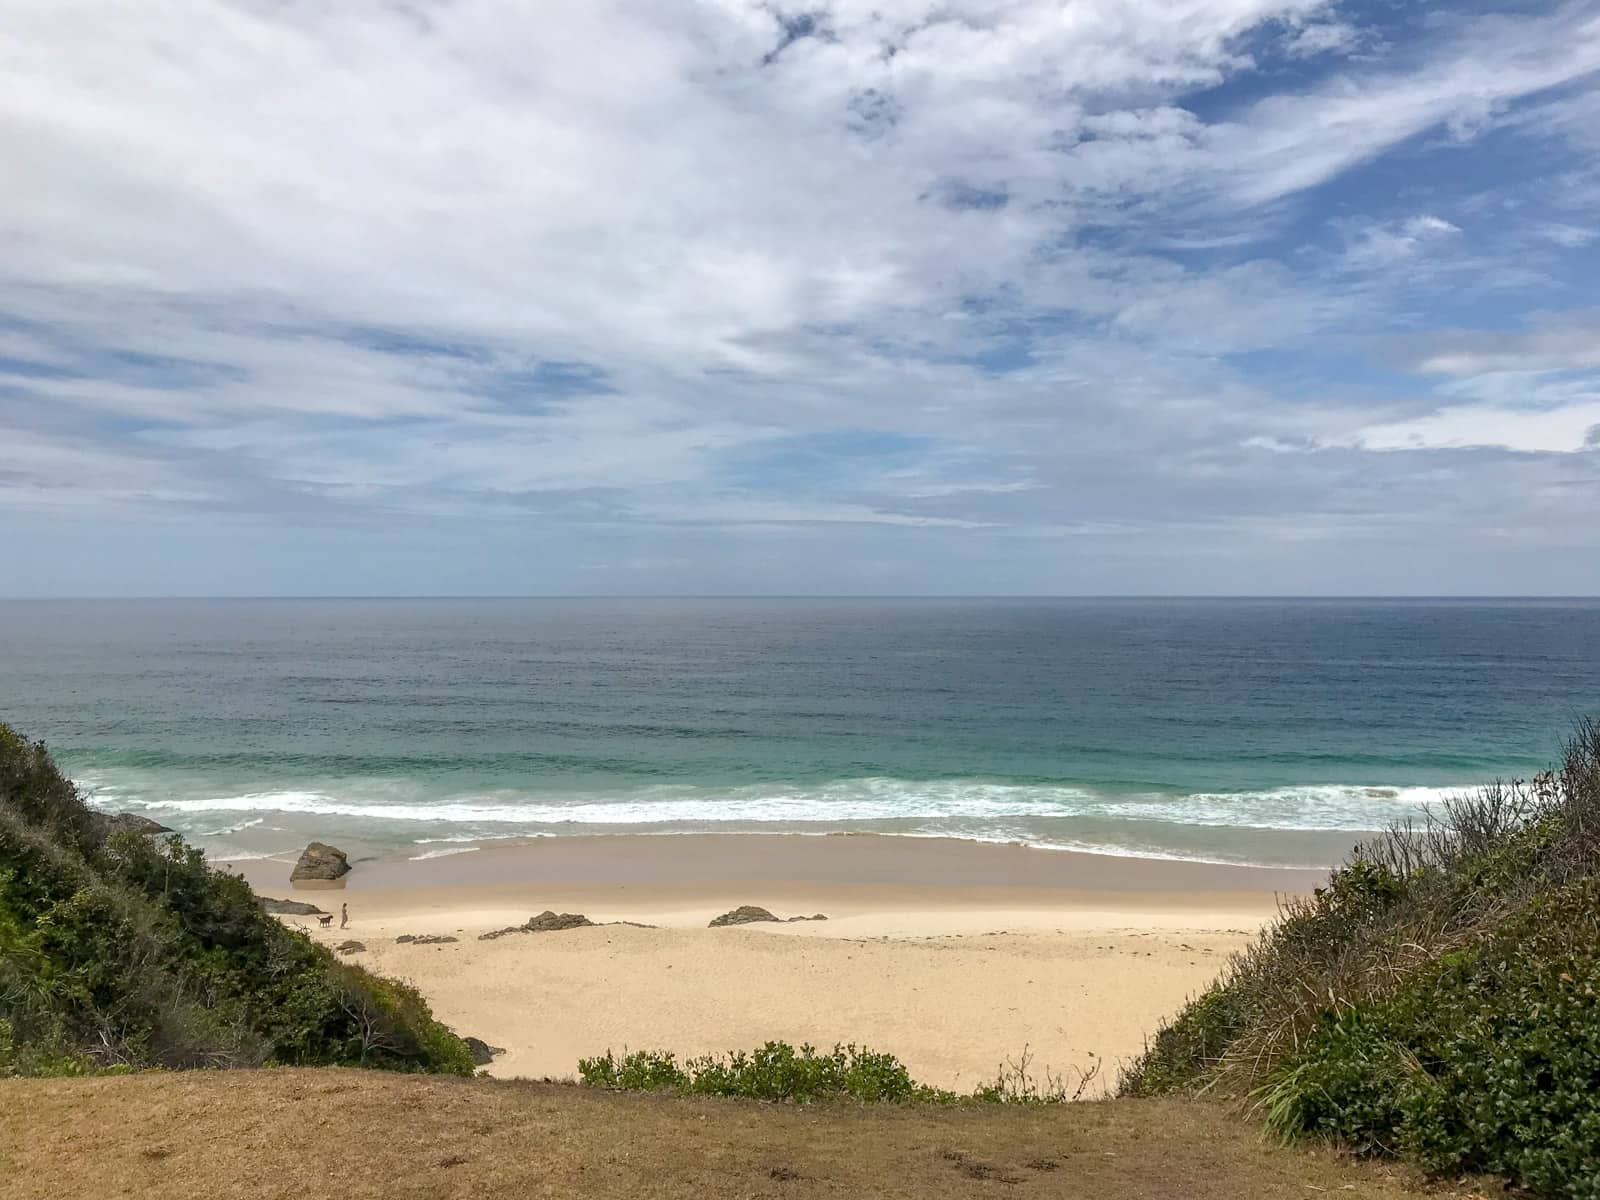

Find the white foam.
xmin=893 ymin=828 xmax=1295 ymax=866
xmin=107 ymin=777 xmax=1466 ymax=834
xmin=199 ymin=816 xmax=265 ymax=837
xmin=408 ymin=845 xmax=482 ymax=861
xmin=1092 ymin=784 xmax=1460 ymax=832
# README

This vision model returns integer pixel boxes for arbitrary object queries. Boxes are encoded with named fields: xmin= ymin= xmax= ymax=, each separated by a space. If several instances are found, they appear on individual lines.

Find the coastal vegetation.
xmin=1123 ymin=721 xmax=1600 ymax=1199
xmin=578 ymin=1041 xmax=1098 ymax=1104
xmin=5 ymin=712 xmax=1597 ymax=1198
xmin=0 ymin=722 xmax=472 ymax=1076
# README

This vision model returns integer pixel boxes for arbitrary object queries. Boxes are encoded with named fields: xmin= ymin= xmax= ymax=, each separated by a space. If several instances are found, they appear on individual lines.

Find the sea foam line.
xmin=407 ymin=845 xmax=482 ymax=861
xmin=86 ymin=777 xmax=1467 ymax=834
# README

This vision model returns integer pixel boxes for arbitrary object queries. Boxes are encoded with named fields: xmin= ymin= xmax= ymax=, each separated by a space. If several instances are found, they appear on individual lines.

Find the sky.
xmin=2 ymin=0 xmax=1599 ymax=596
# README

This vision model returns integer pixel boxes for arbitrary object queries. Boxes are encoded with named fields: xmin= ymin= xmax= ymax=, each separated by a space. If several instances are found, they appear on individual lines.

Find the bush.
xmin=578 ymin=1042 xmax=939 ymax=1102
xmin=578 ymin=1040 xmax=1097 ymax=1105
xmin=1124 ymin=721 xmax=1600 ymax=1199
xmin=1260 ymin=885 xmax=1600 ymax=1197
xmin=0 ymin=721 xmax=472 ymax=1077
xmin=1117 ymin=985 xmax=1241 ymax=1097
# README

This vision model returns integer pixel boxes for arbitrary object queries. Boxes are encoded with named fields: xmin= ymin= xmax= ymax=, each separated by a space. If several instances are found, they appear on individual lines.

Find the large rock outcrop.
xmin=95 ymin=811 xmax=172 ymax=837
xmin=258 ymin=897 xmax=327 ymax=916
xmin=290 ymin=841 xmax=350 ymax=882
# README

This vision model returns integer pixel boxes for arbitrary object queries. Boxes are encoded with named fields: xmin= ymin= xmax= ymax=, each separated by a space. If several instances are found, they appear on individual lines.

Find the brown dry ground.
xmin=0 ymin=1069 xmax=1477 ymax=1200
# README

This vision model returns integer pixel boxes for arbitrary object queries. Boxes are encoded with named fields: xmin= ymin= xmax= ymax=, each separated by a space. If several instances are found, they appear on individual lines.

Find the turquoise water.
xmin=2 ymin=597 xmax=1596 ymax=867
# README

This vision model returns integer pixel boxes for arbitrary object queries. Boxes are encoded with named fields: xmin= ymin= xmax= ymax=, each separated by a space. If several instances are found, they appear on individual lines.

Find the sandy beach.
xmin=234 ymin=835 xmax=1321 ymax=1091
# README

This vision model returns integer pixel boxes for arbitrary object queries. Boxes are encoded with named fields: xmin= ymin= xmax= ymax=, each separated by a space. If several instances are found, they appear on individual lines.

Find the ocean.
xmin=2 ymin=597 xmax=1596 ymax=868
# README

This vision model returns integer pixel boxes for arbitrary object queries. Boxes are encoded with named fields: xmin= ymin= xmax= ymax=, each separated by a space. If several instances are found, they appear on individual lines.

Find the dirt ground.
xmin=0 ymin=1069 xmax=1473 ymax=1200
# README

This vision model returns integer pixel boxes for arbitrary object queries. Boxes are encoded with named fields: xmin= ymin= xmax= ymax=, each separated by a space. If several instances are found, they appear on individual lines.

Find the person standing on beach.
xmin=341 ymin=902 xmax=349 ymax=929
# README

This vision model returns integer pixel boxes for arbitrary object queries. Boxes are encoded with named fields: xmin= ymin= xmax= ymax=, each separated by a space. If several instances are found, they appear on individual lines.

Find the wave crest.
xmin=85 ymin=775 xmax=1463 ymax=834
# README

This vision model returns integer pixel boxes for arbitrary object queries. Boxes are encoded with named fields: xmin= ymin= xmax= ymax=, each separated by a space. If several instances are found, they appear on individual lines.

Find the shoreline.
xmin=85 ymin=772 xmax=1422 ymax=871
xmin=233 ymin=833 xmax=1317 ymax=1089
xmin=229 ymin=829 xmax=1331 ymax=896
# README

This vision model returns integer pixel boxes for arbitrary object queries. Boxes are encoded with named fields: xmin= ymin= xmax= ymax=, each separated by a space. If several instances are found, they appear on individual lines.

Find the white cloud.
xmin=1352 ymin=400 xmax=1600 ymax=453
xmin=1281 ymin=20 xmax=1363 ymax=59
xmin=2 ymin=0 xmax=1600 ymax=590
xmin=1340 ymin=213 xmax=1462 ymax=267
xmin=1397 ymin=313 xmax=1600 ymax=376
xmin=1197 ymin=7 xmax=1600 ymax=207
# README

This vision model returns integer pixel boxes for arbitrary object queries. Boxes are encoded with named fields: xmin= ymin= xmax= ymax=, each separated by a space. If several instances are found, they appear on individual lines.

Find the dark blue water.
xmin=1 ymin=597 xmax=1596 ymax=866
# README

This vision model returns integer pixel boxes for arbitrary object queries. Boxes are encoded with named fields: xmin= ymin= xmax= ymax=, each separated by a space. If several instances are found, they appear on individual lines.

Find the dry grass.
xmin=0 ymin=1069 xmax=1471 ymax=1199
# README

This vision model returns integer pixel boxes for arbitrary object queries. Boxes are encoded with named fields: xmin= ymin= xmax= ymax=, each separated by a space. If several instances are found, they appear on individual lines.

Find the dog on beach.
xmin=316 ymin=914 xmax=333 ymax=928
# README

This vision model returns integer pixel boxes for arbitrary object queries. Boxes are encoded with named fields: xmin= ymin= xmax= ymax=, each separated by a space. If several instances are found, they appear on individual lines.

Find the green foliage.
xmin=1118 ymin=985 xmax=1241 ymax=1096
xmin=1123 ymin=720 xmax=1600 ymax=1199
xmin=578 ymin=1040 xmax=1096 ymax=1105
xmin=0 ymin=725 xmax=100 ymax=857
xmin=1260 ymin=885 xmax=1600 ymax=1198
xmin=0 ymin=721 xmax=472 ymax=1078
xmin=578 ymin=1048 xmax=690 ymax=1092
xmin=579 ymin=1041 xmax=952 ymax=1103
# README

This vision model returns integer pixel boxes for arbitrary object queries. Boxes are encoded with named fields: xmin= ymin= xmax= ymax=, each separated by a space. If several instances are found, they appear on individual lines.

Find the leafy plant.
xmin=0 ymin=722 xmax=472 ymax=1077
xmin=579 ymin=1040 xmax=1094 ymax=1105
xmin=1123 ymin=721 xmax=1600 ymax=1199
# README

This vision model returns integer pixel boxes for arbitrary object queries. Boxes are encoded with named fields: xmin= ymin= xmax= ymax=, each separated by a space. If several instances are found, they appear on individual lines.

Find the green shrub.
xmin=0 ymin=721 xmax=472 ymax=1078
xmin=1259 ymin=887 xmax=1600 ymax=1197
xmin=578 ymin=1040 xmax=1097 ymax=1105
xmin=1124 ymin=721 xmax=1600 ymax=1199
xmin=1256 ymin=1009 xmax=1415 ymax=1156
xmin=578 ymin=1049 xmax=689 ymax=1092
xmin=0 ymin=726 xmax=100 ymax=857
xmin=1119 ymin=984 xmax=1242 ymax=1096
xmin=580 ymin=1041 xmax=948 ymax=1103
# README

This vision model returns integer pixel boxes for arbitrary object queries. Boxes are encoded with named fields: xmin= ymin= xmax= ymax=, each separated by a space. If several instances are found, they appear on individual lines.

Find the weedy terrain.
xmin=0 ymin=1068 xmax=1455 ymax=1200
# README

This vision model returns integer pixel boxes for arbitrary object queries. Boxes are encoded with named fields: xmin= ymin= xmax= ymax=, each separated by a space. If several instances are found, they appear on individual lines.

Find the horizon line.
xmin=3 ymin=594 xmax=1599 ymax=602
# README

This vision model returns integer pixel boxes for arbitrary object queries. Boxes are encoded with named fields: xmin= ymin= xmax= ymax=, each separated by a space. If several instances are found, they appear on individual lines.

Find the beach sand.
xmin=232 ymin=835 xmax=1324 ymax=1092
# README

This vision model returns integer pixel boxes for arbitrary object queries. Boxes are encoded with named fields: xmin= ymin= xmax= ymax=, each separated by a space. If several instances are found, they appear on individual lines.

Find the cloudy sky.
xmin=3 ymin=0 xmax=1599 ymax=595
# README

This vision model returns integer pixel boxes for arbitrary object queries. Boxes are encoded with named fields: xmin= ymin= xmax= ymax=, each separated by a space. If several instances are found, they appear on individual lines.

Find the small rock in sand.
xmin=712 ymin=906 xmax=827 ymax=926
xmin=709 ymin=905 xmax=781 ymax=927
xmin=462 ymin=1037 xmax=506 ymax=1066
xmin=525 ymin=910 xmax=593 ymax=932
xmin=335 ymin=940 xmax=366 ymax=955
xmin=479 ymin=911 xmax=594 ymax=940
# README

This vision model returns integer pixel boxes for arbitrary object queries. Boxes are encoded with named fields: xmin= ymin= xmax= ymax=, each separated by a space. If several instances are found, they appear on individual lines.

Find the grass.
xmin=0 ymin=1068 xmax=1452 ymax=1200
